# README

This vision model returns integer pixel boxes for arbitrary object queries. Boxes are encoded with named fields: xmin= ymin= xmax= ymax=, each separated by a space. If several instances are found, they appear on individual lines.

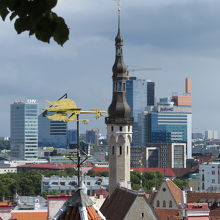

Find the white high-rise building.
xmin=10 ymin=100 xmax=38 ymax=160
xmin=205 ymin=130 xmax=218 ymax=140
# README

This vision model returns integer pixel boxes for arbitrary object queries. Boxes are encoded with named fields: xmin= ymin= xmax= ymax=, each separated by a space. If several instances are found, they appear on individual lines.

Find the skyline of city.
xmin=1 ymin=0 xmax=220 ymax=136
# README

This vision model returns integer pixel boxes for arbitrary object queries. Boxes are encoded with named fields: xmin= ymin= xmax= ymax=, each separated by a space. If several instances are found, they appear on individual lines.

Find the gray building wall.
xmin=125 ymin=196 xmax=158 ymax=220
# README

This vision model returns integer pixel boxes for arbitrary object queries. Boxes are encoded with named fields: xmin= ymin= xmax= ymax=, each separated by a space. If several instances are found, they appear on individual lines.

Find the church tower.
xmin=105 ymin=8 xmax=133 ymax=196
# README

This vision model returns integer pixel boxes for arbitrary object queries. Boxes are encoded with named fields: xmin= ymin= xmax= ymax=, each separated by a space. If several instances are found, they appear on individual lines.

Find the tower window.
xmin=119 ymin=146 xmax=122 ymax=155
xmin=123 ymin=83 xmax=126 ymax=91
xmin=117 ymin=82 xmax=122 ymax=91
xmin=112 ymin=146 xmax=114 ymax=155
xmin=127 ymin=146 xmax=129 ymax=155
xmin=128 ymin=126 xmax=130 ymax=132
xmin=120 ymin=126 xmax=123 ymax=131
xmin=114 ymin=82 xmax=117 ymax=91
xmin=111 ymin=126 xmax=114 ymax=132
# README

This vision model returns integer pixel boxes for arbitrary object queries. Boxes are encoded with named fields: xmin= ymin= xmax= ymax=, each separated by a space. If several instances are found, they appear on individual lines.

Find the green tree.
xmin=172 ymin=178 xmax=188 ymax=190
xmin=0 ymin=0 xmax=69 ymax=46
xmin=64 ymin=167 xmax=77 ymax=176
xmin=41 ymin=189 xmax=60 ymax=198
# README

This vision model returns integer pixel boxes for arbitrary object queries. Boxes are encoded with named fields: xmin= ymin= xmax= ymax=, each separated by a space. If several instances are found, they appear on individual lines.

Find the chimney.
xmin=185 ymin=78 xmax=192 ymax=94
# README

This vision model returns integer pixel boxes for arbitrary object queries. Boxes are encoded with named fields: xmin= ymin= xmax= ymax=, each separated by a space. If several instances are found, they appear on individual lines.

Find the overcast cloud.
xmin=0 ymin=0 xmax=220 ymax=136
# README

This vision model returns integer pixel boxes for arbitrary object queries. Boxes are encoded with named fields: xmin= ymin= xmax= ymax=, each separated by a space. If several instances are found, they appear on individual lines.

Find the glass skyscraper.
xmin=10 ymin=100 xmax=38 ymax=160
xmin=145 ymin=97 xmax=192 ymax=159
xmin=126 ymin=77 xmax=148 ymax=146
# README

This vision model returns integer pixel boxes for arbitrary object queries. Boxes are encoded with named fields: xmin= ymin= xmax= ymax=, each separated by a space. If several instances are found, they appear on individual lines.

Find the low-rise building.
xmin=199 ymin=160 xmax=220 ymax=191
xmin=41 ymin=175 xmax=109 ymax=195
xmin=100 ymin=187 xmax=158 ymax=220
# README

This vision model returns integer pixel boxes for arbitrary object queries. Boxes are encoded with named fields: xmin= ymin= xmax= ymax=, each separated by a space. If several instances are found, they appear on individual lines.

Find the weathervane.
xmin=45 ymin=98 xmax=106 ymax=187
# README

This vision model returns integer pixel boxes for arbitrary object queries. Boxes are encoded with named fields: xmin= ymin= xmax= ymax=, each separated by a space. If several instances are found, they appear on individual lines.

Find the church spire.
xmin=105 ymin=4 xmax=133 ymax=196
xmin=106 ymin=6 xmax=132 ymax=125
xmin=112 ymin=7 xmax=128 ymax=79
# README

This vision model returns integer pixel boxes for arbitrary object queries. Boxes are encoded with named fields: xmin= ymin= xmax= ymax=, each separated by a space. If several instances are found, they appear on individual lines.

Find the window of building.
xmin=112 ymin=146 xmax=114 ymax=155
xmin=123 ymin=83 xmax=126 ymax=91
xmin=212 ymin=170 xmax=215 ymax=175
xmin=127 ymin=146 xmax=129 ymax=155
xmin=212 ymin=179 xmax=215 ymax=183
xmin=202 ymin=183 xmax=205 ymax=190
xmin=156 ymin=200 xmax=160 ymax=207
xmin=119 ymin=146 xmax=122 ymax=155
xmin=87 ymin=182 xmax=90 ymax=185
xmin=169 ymin=201 xmax=172 ymax=208
xmin=117 ymin=82 xmax=122 ymax=91
xmin=128 ymin=126 xmax=130 ymax=132
xmin=120 ymin=126 xmax=123 ymax=131
xmin=202 ymin=174 xmax=205 ymax=181
xmin=141 ymin=213 xmax=144 ymax=218
xmin=163 ymin=200 xmax=166 ymax=208
xmin=111 ymin=126 xmax=114 ymax=132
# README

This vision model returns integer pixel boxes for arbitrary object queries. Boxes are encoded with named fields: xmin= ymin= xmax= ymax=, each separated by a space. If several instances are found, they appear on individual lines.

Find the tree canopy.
xmin=0 ymin=0 xmax=69 ymax=46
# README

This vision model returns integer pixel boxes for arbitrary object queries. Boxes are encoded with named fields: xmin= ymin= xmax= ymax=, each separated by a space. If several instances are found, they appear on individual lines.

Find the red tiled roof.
xmin=188 ymin=217 xmax=209 ymax=220
xmin=91 ymin=167 xmax=109 ymax=173
xmin=166 ymin=179 xmax=183 ymax=204
xmin=155 ymin=209 xmax=180 ymax=220
xmin=94 ymin=189 xmax=109 ymax=198
xmin=18 ymin=162 xmax=94 ymax=170
xmin=132 ymin=168 xmax=176 ymax=177
xmin=58 ymin=206 xmax=103 ymax=220
xmin=91 ymin=167 xmax=176 ymax=177
xmin=187 ymin=192 xmax=220 ymax=218
xmin=11 ymin=211 xmax=48 ymax=220
xmin=187 ymin=203 xmax=209 ymax=211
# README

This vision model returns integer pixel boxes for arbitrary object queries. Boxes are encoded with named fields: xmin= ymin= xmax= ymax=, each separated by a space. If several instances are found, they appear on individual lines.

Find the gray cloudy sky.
xmin=0 ymin=0 xmax=220 ymax=136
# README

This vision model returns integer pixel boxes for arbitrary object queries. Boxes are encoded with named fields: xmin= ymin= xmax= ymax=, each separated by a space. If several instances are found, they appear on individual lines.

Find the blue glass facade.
xmin=126 ymin=77 xmax=148 ymax=146
xmin=147 ymin=112 xmax=188 ymax=143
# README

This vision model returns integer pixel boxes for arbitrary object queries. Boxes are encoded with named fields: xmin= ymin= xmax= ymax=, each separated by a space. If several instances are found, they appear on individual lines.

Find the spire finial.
xmin=114 ymin=0 xmax=121 ymax=34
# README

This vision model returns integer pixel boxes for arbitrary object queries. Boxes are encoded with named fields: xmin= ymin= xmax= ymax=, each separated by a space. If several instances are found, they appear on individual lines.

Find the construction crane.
xmin=127 ymin=67 xmax=161 ymax=76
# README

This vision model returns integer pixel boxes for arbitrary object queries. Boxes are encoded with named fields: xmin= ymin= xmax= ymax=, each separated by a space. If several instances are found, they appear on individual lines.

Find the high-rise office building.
xmin=145 ymin=143 xmax=187 ymax=168
xmin=86 ymin=129 xmax=99 ymax=145
xmin=143 ymin=78 xmax=193 ymax=159
xmin=38 ymin=111 xmax=67 ymax=148
xmin=67 ymin=129 xmax=77 ymax=145
xmin=205 ymin=130 xmax=218 ymax=140
xmin=131 ymin=143 xmax=186 ymax=168
xmin=10 ymin=100 xmax=38 ymax=160
xmin=147 ymin=81 xmax=155 ymax=106
xmin=145 ymin=97 xmax=192 ymax=159
xmin=126 ymin=77 xmax=154 ymax=146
